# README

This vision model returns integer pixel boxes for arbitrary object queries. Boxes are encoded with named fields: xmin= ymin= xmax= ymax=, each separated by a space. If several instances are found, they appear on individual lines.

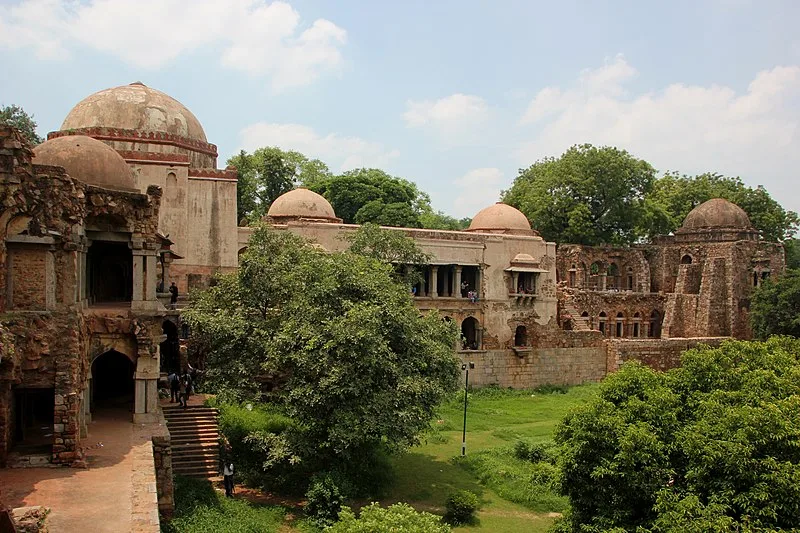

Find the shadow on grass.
xmin=381 ymin=452 xmax=485 ymax=512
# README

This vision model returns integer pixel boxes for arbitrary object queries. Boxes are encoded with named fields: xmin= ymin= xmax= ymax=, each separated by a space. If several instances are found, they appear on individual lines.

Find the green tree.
xmin=344 ymin=223 xmax=431 ymax=287
xmin=503 ymin=144 xmax=657 ymax=245
xmin=646 ymin=172 xmax=799 ymax=242
xmin=310 ymin=168 xmax=431 ymax=227
xmin=227 ymin=147 xmax=332 ymax=224
xmin=750 ymin=270 xmax=800 ymax=339
xmin=0 ymin=104 xmax=43 ymax=145
xmin=418 ymin=211 xmax=471 ymax=231
xmin=183 ymin=227 xmax=459 ymax=487
xmin=554 ymin=337 xmax=800 ymax=532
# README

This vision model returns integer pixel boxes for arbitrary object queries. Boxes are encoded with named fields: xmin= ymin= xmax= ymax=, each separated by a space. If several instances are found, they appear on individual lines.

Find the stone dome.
xmin=33 ymin=135 xmax=137 ymax=191
xmin=267 ymin=188 xmax=339 ymax=222
xmin=60 ymin=82 xmax=207 ymax=142
xmin=467 ymin=203 xmax=536 ymax=235
xmin=681 ymin=198 xmax=753 ymax=230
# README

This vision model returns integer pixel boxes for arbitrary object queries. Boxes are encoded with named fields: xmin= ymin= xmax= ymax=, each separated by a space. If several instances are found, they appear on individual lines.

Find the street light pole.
xmin=461 ymin=362 xmax=474 ymax=456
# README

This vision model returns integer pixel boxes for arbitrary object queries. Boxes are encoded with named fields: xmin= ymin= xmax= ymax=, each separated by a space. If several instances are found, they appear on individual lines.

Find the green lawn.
xmin=379 ymin=384 xmax=599 ymax=532
xmin=167 ymin=384 xmax=597 ymax=532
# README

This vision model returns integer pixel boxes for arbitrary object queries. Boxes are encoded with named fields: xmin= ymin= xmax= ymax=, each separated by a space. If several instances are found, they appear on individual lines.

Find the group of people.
xmin=168 ymin=366 xmax=194 ymax=408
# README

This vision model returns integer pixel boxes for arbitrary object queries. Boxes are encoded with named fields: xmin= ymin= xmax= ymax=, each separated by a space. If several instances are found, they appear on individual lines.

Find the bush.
xmin=305 ymin=473 xmax=345 ymax=526
xmin=215 ymin=402 xmax=294 ymax=487
xmin=444 ymin=489 xmax=479 ymax=525
xmin=329 ymin=503 xmax=450 ymax=533
xmin=512 ymin=440 xmax=546 ymax=462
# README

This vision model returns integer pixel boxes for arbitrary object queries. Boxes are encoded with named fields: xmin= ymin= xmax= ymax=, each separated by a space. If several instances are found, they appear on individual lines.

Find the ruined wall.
xmin=561 ymin=289 xmax=665 ymax=338
xmin=606 ymin=337 xmax=727 ymax=372
xmin=557 ymin=244 xmax=651 ymax=291
xmin=150 ymin=410 xmax=174 ymax=518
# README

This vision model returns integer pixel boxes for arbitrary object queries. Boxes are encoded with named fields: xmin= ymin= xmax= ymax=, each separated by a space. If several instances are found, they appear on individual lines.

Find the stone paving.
xmin=0 ymin=408 xmax=161 ymax=533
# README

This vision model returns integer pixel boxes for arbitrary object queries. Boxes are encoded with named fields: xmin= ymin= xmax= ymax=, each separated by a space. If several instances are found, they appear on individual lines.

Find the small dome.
xmin=33 ymin=135 xmax=137 ymax=191
xmin=267 ymin=188 xmax=339 ymax=221
xmin=681 ymin=198 xmax=753 ymax=230
xmin=467 ymin=203 xmax=536 ymax=235
xmin=61 ymin=82 xmax=207 ymax=142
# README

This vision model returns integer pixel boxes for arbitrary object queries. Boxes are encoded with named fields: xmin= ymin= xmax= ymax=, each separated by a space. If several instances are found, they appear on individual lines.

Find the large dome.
xmin=681 ymin=198 xmax=753 ymax=230
xmin=467 ymin=203 xmax=536 ymax=235
xmin=33 ymin=135 xmax=137 ymax=191
xmin=60 ymin=82 xmax=207 ymax=142
xmin=267 ymin=188 xmax=339 ymax=222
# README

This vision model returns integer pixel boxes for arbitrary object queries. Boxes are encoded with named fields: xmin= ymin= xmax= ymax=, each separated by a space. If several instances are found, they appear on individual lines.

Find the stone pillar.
xmin=132 ymin=253 xmax=144 ymax=301
xmin=430 ymin=266 xmax=439 ymax=298
xmin=454 ymin=266 xmax=462 ymax=298
xmin=145 ymin=254 xmax=158 ymax=301
xmin=600 ymin=273 xmax=607 ymax=291
xmin=512 ymin=272 xmax=519 ymax=293
xmin=476 ymin=267 xmax=482 ymax=298
xmin=162 ymin=256 xmax=171 ymax=291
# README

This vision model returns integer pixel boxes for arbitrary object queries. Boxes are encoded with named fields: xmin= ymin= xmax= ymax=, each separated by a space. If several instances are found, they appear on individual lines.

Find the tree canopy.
xmin=646 ymin=172 xmax=799 ymax=242
xmin=309 ymin=168 xmax=432 ymax=227
xmin=0 ymin=104 xmax=43 ymax=145
xmin=227 ymin=147 xmax=332 ymax=224
xmin=554 ymin=337 xmax=800 ymax=532
xmin=503 ymin=144 xmax=658 ymax=245
xmin=750 ymin=269 xmax=800 ymax=339
xmin=183 ymin=227 xmax=459 ymax=477
xmin=343 ymin=223 xmax=431 ymax=287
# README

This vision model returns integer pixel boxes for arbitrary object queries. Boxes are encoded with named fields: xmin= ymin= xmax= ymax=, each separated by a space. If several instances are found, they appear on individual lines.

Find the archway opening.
xmin=92 ymin=350 xmax=135 ymax=411
xmin=598 ymin=312 xmax=607 ymax=335
xmin=514 ymin=325 xmax=528 ymax=346
xmin=649 ymin=310 xmax=662 ymax=338
xmin=160 ymin=320 xmax=180 ymax=374
xmin=615 ymin=312 xmax=624 ymax=337
xmin=461 ymin=317 xmax=480 ymax=350
xmin=681 ymin=254 xmax=693 ymax=265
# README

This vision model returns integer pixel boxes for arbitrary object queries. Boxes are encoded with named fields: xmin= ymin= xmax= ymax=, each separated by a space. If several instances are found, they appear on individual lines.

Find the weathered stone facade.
xmin=0 ymin=126 xmax=167 ymax=468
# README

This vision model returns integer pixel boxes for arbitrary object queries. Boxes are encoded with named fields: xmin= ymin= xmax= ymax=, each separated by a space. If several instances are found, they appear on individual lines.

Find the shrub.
xmin=305 ymin=473 xmax=345 ymax=526
xmin=512 ymin=439 xmax=546 ymax=463
xmin=444 ymin=489 xmax=479 ymax=525
xmin=329 ymin=503 xmax=450 ymax=533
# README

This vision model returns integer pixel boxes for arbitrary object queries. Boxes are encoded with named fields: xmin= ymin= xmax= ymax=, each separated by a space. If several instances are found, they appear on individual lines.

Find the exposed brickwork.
xmin=7 ymin=245 xmax=47 ymax=310
xmin=606 ymin=337 xmax=726 ymax=372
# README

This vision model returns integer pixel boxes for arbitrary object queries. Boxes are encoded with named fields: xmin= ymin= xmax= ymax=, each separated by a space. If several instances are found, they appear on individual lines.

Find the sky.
xmin=1 ymin=0 xmax=799 ymax=219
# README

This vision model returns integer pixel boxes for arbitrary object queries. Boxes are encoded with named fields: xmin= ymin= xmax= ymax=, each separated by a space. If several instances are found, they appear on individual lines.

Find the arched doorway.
xmin=160 ymin=320 xmax=180 ymax=374
xmin=681 ymin=254 xmax=693 ymax=265
xmin=598 ymin=312 xmax=607 ymax=335
xmin=649 ymin=310 xmax=662 ymax=338
xmin=92 ymin=350 xmax=135 ymax=412
xmin=461 ymin=317 xmax=480 ymax=350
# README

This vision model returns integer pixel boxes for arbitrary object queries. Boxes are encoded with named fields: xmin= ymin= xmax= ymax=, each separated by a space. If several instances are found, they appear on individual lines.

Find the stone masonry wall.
xmin=150 ymin=410 xmax=174 ymax=519
xmin=606 ymin=337 xmax=726 ymax=373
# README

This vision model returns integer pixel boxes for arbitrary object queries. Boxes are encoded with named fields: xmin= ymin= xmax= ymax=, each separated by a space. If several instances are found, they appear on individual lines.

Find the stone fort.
xmin=0 ymin=83 xmax=785 ymax=517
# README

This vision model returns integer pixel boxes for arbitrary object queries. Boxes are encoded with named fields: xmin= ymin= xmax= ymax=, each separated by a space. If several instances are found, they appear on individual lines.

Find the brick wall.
xmin=150 ymin=410 xmax=174 ymax=519
xmin=8 ymin=245 xmax=47 ymax=310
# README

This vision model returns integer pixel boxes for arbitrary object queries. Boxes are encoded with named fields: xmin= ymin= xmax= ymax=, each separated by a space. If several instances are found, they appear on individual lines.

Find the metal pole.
xmin=461 ymin=366 xmax=469 ymax=456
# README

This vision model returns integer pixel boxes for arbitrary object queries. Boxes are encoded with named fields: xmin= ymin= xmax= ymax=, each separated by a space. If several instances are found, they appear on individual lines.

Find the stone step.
xmin=168 ymin=429 xmax=219 ymax=438
xmin=173 ymin=456 xmax=219 ymax=467
xmin=166 ymin=420 xmax=218 ymax=429
xmin=174 ymin=465 xmax=219 ymax=477
xmin=162 ymin=407 xmax=219 ymax=416
xmin=172 ymin=452 xmax=219 ymax=462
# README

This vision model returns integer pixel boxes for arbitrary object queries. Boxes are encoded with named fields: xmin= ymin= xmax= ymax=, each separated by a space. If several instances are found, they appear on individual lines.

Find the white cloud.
xmin=403 ymin=93 xmax=490 ymax=145
xmin=517 ymin=56 xmax=800 ymax=212
xmin=451 ymin=168 xmax=505 ymax=218
xmin=0 ymin=0 xmax=346 ymax=91
xmin=239 ymin=122 xmax=399 ymax=171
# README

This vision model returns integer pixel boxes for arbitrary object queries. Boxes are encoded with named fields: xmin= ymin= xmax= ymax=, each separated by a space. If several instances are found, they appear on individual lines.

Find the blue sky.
xmin=1 ymin=0 xmax=799 ymax=219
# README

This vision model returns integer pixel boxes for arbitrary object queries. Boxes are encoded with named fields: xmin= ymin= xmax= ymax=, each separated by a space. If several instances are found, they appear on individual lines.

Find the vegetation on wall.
xmin=0 ymin=105 xmax=43 ymax=145
xmin=184 ymin=226 xmax=460 ymax=494
xmin=553 ymin=337 xmax=800 ymax=532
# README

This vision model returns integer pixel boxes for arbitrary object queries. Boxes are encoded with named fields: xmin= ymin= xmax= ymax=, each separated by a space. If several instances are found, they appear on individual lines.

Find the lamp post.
xmin=461 ymin=362 xmax=474 ymax=456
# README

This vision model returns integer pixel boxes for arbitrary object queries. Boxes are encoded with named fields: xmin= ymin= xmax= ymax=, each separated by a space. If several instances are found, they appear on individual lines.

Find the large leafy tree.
xmin=0 ymin=104 xmax=43 ymax=145
xmin=310 ymin=168 xmax=432 ymax=227
xmin=646 ymin=172 xmax=799 ymax=242
xmin=555 ymin=337 xmax=800 ymax=532
xmin=228 ymin=148 xmax=332 ymax=224
xmin=750 ymin=270 xmax=800 ymax=339
xmin=503 ymin=144 xmax=657 ymax=245
xmin=344 ymin=223 xmax=431 ymax=287
xmin=184 ymin=227 xmax=459 ymax=475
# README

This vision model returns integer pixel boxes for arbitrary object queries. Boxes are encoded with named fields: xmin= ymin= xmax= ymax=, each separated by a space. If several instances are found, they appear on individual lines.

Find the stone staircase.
xmin=562 ymin=302 xmax=593 ymax=332
xmin=162 ymin=405 xmax=220 ymax=478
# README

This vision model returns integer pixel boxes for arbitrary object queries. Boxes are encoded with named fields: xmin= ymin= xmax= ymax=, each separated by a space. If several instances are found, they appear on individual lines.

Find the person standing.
xmin=168 ymin=372 xmax=179 ymax=403
xmin=178 ymin=375 xmax=188 ymax=409
xmin=223 ymin=462 xmax=235 ymax=497
xmin=169 ymin=282 xmax=179 ymax=309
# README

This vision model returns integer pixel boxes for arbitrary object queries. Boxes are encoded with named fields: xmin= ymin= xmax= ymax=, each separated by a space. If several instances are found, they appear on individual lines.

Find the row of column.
xmin=416 ymin=266 xmax=481 ymax=298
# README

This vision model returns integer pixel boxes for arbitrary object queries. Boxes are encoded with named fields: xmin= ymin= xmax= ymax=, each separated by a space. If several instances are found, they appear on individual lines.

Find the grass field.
xmin=166 ymin=383 xmax=598 ymax=532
